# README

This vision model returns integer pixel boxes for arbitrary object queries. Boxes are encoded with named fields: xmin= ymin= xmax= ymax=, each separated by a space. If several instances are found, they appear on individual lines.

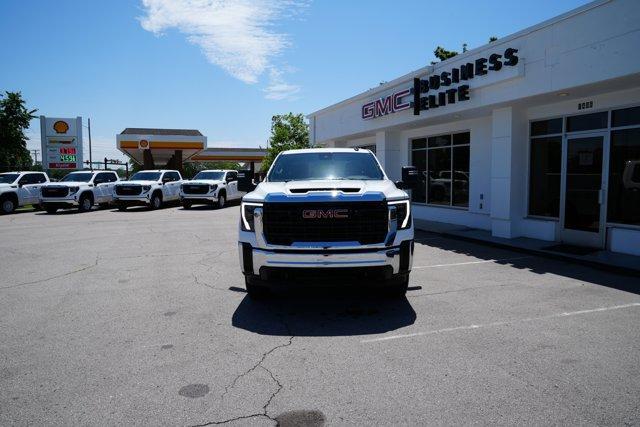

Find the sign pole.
xmin=88 ymin=118 xmax=93 ymax=171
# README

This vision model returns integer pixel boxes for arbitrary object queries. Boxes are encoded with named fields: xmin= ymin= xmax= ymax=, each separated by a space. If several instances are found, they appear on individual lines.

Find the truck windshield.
xmin=130 ymin=172 xmax=161 ymax=181
xmin=61 ymin=172 xmax=94 ymax=182
xmin=268 ymin=152 xmax=384 ymax=182
xmin=0 ymin=173 xmax=19 ymax=184
xmin=194 ymin=171 xmax=225 ymax=180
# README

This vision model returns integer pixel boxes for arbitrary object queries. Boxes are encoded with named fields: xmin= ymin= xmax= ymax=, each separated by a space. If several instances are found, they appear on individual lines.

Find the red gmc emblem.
xmin=302 ymin=209 xmax=349 ymax=219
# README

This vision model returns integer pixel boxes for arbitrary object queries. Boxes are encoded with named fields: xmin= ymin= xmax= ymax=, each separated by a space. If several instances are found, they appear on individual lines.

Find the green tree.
xmin=0 ymin=91 xmax=36 ymax=171
xmin=433 ymin=38 xmax=499 ymax=63
xmin=261 ymin=113 xmax=310 ymax=172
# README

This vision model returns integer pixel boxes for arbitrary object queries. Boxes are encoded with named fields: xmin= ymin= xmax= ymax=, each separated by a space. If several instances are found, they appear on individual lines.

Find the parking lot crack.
xmin=1 ymin=254 xmax=100 ymax=290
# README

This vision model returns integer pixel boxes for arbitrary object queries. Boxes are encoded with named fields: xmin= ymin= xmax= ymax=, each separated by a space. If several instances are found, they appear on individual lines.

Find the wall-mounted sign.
xmin=362 ymin=47 xmax=519 ymax=120
xmin=139 ymin=139 xmax=150 ymax=149
xmin=39 ymin=116 xmax=84 ymax=170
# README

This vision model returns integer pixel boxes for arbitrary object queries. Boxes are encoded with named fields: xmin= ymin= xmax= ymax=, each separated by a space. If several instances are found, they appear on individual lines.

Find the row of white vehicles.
xmin=0 ymin=169 xmax=245 ymax=214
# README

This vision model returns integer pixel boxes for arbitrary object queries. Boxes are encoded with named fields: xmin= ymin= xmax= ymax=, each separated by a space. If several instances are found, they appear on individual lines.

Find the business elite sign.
xmin=39 ymin=116 xmax=84 ymax=169
xmin=362 ymin=47 xmax=519 ymax=120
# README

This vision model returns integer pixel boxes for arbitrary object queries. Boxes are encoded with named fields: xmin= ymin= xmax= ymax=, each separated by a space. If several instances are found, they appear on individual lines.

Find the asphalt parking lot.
xmin=1 ymin=205 xmax=639 ymax=425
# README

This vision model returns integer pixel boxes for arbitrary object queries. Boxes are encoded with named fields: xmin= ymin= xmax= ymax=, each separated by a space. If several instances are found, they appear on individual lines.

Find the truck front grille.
xmin=115 ymin=185 xmax=142 ymax=196
xmin=262 ymin=201 xmax=388 ymax=246
xmin=182 ymin=184 xmax=209 ymax=195
xmin=42 ymin=186 xmax=69 ymax=198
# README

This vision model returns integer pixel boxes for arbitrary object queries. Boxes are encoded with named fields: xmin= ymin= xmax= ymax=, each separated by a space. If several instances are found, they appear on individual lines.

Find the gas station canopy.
xmin=116 ymin=128 xmax=266 ymax=171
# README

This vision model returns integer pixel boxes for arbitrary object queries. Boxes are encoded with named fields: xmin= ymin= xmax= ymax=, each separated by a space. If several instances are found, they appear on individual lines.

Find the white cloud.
xmin=139 ymin=0 xmax=306 ymax=98
xmin=263 ymin=67 xmax=300 ymax=100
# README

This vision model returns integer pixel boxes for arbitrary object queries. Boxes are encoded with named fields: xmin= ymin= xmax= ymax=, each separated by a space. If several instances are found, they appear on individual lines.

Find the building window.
xmin=608 ymin=124 xmax=640 ymax=226
xmin=410 ymin=138 xmax=426 ymax=203
xmin=566 ymin=111 xmax=608 ymax=132
xmin=529 ymin=119 xmax=563 ymax=218
xmin=411 ymin=132 xmax=470 ymax=207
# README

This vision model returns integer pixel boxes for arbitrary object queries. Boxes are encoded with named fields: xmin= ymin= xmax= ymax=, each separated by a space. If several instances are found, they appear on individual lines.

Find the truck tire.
xmin=216 ymin=192 xmax=226 ymax=209
xmin=245 ymin=276 xmax=269 ymax=300
xmin=78 ymin=193 xmax=93 ymax=212
xmin=150 ymin=192 xmax=162 ymax=210
xmin=117 ymin=203 xmax=127 ymax=211
xmin=1 ymin=196 xmax=16 ymax=214
xmin=182 ymin=201 xmax=192 ymax=209
xmin=45 ymin=207 xmax=58 ymax=214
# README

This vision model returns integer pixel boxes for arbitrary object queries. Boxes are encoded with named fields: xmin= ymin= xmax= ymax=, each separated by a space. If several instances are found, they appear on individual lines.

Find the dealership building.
xmin=308 ymin=0 xmax=640 ymax=256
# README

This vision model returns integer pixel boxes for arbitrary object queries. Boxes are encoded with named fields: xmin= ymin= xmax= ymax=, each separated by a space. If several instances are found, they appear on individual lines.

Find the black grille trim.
xmin=115 ymin=185 xmax=142 ymax=196
xmin=182 ymin=184 xmax=210 ymax=195
xmin=41 ymin=186 xmax=69 ymax=198
xmin=262 ymin=201 xmax=388 ymax=246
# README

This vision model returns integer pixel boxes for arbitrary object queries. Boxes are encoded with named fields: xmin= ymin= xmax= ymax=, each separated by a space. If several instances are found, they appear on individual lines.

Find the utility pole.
xmin=31 ymin=149 xmax=40 ymax=165
xmin=88 ymin=118 xmax=93 ymax=171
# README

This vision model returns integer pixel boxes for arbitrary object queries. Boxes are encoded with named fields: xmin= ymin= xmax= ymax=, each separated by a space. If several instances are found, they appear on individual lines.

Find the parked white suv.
xmin=238 ymin=148 xmax=414 ymax=298
xmin=0 ymin=171 xmax=50 ymax=214
xmin=113 ymin=170 xmax=182 ymax=210
xmin=40 ymin=170 xmax=119 ymax=214
xmin=180 ymin=169 xmax=245 ymax=209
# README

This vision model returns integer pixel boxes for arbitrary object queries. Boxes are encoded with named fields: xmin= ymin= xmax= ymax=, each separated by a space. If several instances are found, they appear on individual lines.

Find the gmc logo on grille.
xmin=302 ymin=209 xmax=349 ymax=219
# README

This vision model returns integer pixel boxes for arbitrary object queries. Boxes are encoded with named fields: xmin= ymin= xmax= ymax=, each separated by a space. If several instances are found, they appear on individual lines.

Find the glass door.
xmin=560 ymin=132 xmax=608 ymax=248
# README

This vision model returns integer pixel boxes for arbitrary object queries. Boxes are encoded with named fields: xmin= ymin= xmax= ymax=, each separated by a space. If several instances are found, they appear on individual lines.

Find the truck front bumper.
xmin=40 ymin=197 xmax=80 ymax=208
xmin=180 ymin=194 xmax=218 ymax=204
xmin=114 ymin=195 xmax=151 ymax=206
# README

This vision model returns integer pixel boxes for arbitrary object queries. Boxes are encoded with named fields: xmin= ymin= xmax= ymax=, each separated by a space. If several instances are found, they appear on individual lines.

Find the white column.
xmin=375 ymin=131 xmax=402 ymax=181
xmin=490 ymin=107 xmax=526 ymax=238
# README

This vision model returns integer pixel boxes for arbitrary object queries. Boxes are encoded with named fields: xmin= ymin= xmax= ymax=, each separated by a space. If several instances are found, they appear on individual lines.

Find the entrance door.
xmin=560 ymin=132 xmax=608 ymax=248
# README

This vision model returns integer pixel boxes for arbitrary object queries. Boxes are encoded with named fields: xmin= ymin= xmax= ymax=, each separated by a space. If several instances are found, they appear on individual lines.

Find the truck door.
xmin=18 ymin=173 xmax=43 ymax=205
xmin=226 ymin=171 xmax=239 ymax=199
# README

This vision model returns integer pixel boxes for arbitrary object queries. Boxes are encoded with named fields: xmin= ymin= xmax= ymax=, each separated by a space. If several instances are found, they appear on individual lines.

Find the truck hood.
xmin=243 ymin=179 xmax=408 ymax=202
xmin=0 ymin=183 xmax=17 ymax=192
xmin=43 ymin=182 xmax=89 ymax=187
xmin=182 ymin=179 xmax=223 ymax=186
xmin=116 ymin=180 xmax=159 ymax=186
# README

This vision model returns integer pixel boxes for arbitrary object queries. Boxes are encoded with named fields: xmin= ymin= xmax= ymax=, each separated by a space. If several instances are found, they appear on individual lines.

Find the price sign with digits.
xmin=40 ymin=116 xmax=83 ymax=169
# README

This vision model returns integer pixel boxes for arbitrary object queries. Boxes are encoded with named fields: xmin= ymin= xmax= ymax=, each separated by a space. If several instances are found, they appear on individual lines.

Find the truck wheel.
xmin=245 ymin=277 xmax=269 ymax=300
xmin=45 ymin=207 xmax=58 ymax=214
xmin=182 ymin=201 xmax=192 ymax=209
xmin=117 ymin=203 xmax=127 ymax=211
xmin=78 ymin=194 xmax=93 ymax=212
xmin=384 ymin=275 xmax=409 ymax=298
xmin=150 ymin=193 xmax=162 ymax=210
xmin=216 ymin=193 xmax=226 ymax=209
xmin=1 ymin=197 xmax=16 ymax=214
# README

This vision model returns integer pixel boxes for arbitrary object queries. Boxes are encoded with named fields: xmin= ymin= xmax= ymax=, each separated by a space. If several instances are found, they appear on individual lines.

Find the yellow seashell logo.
xmin=53 ymin=120 xmax=69 ymax=134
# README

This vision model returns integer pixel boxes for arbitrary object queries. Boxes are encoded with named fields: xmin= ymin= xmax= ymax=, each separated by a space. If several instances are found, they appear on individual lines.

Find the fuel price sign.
xmin=40 ymin=116 xmax=83 ymax=170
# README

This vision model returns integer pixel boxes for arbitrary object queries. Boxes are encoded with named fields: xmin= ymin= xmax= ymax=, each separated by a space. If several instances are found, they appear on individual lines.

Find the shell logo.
xmin=53 ymin=120 xmax=69 ymax=134
xmin=139 ymin=139 xmax=150 ymax=149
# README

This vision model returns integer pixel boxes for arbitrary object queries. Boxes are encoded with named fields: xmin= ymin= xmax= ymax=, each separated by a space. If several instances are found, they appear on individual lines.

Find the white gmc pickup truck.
xmin=180 ymin=169 xmax=245 ymax=209
xmin=238 ymin=148 xmax=414 ymax=298
xmin=113 ymin=170 xmax=182 ymax=210
xmin=0 ymin=171 xmax=50 ymax=214
xmin=40 ymin=170 xmax=120 ymax=214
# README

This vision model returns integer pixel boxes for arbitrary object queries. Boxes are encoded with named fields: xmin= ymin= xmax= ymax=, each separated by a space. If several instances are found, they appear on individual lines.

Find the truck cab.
xmin=40 ymin=170 xmax=119 ymax=214
xmin=0 ymin=171 xmax=50 ymax=214
xmin=238 ymin=148 xmax=414 ymax=298
xmin=113 ymin=169 xmax=182 ymax=210
xmin=180 ymin=169 xmax=245 ymax=209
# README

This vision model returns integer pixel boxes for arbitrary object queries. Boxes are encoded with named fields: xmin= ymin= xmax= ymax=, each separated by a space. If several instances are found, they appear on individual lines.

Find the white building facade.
xmin=308 ymin=0 xmax=640 ymax=256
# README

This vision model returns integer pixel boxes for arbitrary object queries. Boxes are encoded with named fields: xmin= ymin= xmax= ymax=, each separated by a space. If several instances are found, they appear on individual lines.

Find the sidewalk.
xmin=414 ymin=219 xmax=640 ymax=277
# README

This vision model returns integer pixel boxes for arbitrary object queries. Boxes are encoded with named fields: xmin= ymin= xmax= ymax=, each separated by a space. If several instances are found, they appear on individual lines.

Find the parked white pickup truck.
xmin=113 ymin=169 xmax=182 ymax=210
xmin=180 ymin=169 xmax=245 ymax=209
xmin=40 ymin=170 xmax=120 ymax=214
xmin=0 ymin=171 xmax=50 ymax=214
xmin=238 ymin=148 xmax=415 ymax=299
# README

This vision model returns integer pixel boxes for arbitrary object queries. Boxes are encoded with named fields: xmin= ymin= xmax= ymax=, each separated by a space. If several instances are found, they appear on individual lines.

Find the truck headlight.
xmin=69 ymin=186 xmax=79 ymax=195
xmin=241 ymin=202 xmax=262 ymax=231
xmin=209 ymin=184 xmax=218 ymax=192
xmin=142 ymin=185 xmax=151 ymax=193
xmin=389 ymin=199 xmax=411 ymax=229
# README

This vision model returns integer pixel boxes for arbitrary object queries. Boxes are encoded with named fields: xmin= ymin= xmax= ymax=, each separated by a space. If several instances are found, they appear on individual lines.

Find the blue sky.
xmin=1 ymin=0 xmax=590 ymax=162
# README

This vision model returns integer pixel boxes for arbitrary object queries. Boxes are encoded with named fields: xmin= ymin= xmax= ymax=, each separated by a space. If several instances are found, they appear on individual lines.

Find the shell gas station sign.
xmin=39 ymin=116 xmax=84 ymax=170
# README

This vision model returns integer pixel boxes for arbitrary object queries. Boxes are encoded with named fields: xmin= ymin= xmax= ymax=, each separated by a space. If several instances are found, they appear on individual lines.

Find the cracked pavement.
xmin=1 ymin=205 xmax=639 ymax=425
